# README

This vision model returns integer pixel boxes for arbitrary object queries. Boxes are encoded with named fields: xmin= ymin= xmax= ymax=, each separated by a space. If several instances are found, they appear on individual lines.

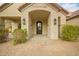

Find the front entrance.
xmin=29 ymin=10 xmax=50 ymax=36
xmin=36 ymin=21 xmax=42 ymax=34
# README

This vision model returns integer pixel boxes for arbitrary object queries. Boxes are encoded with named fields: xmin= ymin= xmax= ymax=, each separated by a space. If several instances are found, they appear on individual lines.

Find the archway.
xmin=29 ymin=10 xmax=50 ymax=36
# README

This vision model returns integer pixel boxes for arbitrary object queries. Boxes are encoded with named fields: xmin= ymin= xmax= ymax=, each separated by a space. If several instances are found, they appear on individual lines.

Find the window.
xmin=58 ymin=16 xmax=60 ymax=26
xmin=54 ymin=18 xmax=56 ymax=25
xmin=37 ymin=22 xmax=42 ymax=30
xmin=0 ymin=19 xmax=5 ymax=30
xmin=58 ymin=16 xmax=61 ymax=38
xmin=23 ymin=19 xmax=26 ymax=25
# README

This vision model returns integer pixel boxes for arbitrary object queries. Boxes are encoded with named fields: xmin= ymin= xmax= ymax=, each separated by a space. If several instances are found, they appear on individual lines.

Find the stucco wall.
xmin=0 ymin=3 xmax=22 ymax=17
xmin=67 ymin=17 xmax=79 ymax=26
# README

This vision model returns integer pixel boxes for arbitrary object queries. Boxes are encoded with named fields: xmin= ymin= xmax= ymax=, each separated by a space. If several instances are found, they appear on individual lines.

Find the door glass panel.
xmin=38 ymin=23 xmax=41 ymax=30
xmin=36 ymin=21 xmax=42 ymax=34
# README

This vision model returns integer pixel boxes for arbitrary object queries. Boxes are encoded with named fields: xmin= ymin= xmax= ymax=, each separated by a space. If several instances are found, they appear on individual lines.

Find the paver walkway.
xmin=0 ymin=35 xmax=79 ymax=56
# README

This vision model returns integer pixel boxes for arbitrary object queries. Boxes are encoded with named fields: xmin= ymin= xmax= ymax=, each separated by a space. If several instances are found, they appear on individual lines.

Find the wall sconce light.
xmin=54 ymin=18 xmax=56 ymax=25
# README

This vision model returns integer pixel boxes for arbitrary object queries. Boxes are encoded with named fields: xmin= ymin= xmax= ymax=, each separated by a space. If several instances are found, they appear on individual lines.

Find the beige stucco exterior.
xmin=0 ymin=3 xmax=23 ymax=16
xmin=67 ymin=16 xmax=79 ymax=26
xmin=0 ymin=3 xmax=67 ymax=39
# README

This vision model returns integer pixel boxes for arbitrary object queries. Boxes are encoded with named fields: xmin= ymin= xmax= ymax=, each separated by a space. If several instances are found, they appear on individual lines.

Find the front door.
xmin=36 ymin=21 xmax=42 ymax=34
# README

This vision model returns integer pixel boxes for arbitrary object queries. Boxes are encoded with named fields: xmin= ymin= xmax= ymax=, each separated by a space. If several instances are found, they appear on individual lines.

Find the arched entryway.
xmin=29 ymin=10 xmax=50 ymax=36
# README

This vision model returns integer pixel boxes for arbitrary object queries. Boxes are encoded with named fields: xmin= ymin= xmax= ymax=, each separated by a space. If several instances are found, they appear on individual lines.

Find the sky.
xmin=59 ymin=3 xmax=79 ymax=12
xmin=0 ymin=3 xmax=79 ymax=12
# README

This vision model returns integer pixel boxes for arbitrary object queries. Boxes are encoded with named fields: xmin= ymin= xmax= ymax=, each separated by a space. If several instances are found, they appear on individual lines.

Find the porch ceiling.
xmin=1 ymin=16 xmax=21 ymax=21
xmin=29 ymin=10 xmax=50 ymax=20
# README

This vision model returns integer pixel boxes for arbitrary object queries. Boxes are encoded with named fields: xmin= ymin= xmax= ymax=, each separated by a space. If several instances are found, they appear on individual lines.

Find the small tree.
xmin=13 ymin=29 xmax=27 ymax=45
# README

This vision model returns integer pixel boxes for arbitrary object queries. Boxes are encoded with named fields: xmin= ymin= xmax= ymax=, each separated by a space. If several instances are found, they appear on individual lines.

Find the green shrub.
xmin=62 ymin=25 xmax=79 ymax=41
xmin=0 ymin=29 xmax=9 ymax=43
xmin=13 ymin=29 xmax=27 ymax=45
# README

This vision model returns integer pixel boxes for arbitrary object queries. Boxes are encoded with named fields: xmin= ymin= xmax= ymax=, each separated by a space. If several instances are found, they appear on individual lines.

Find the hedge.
xmin=0 ymin=29 xmax=9 ymax=43
xmin=62 ymin=25 xmax=79 ymax=41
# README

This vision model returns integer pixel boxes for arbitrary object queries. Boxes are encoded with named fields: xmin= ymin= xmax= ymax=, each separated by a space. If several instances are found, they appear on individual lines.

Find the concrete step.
xmin=30 ymin=35 xmax=49 ymax=40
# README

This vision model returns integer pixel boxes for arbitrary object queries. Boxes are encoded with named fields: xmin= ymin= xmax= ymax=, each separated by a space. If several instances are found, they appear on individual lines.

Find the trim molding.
xmin=0 ymin=3 xmax=13 ymax=12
